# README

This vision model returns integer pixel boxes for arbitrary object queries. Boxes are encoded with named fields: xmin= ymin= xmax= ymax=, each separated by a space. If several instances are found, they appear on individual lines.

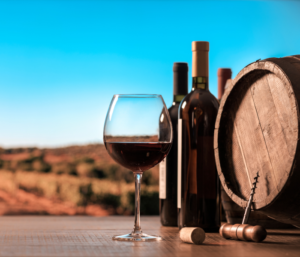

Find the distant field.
xmin=0 ymin=144 xmax=159 ymax=216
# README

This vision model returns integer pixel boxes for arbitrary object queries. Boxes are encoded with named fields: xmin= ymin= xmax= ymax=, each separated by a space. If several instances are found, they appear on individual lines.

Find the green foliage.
xmin=127 ymin=190 xmax=159 ymax=215
xmin=140 ymin=191 xmax=159 ymax=215
xmin=17 ymin=159 xmax=33 ymax=171
xmin=76 ymin=162 xmax=95 ymax=177
xmin=123 ymin=170 xmax=134 ymax=183
xmin=103 ymin=164 xmax=121 ymax=180
xmin=32 ymin=160 xmax=51 ymax=173
xmin=79 ymin=183 xmax=93 ymax=206
xmin=1 ymin=160 xmax=13 ymax=171
xmin=102 ymin=164 xmax=134 ymax=183
xmin=142 ymin=171 xmax=157 ymax=186
xmin=0 ymin=154 xmax=51 ymax=173
xmin=76 ymin=157 xmax=95 ymax=164
xmin=93 ymin=168 xmax=107 ymax=179
xmin=18 ymin=184 xmax=43 ymax=196
xmin=74 ymin=157 xmax=109 ymax=178
xmin=52 ymin=162 xmax=76 ymax=175
xmin=97 ymin=193 xmax=121 ymax=209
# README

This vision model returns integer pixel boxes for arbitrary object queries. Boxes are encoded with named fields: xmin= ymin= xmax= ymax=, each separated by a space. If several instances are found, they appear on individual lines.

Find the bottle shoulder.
xmin=168 ymin=103 xmax=179 ymax=112
xmin=168 ymin=103 xmax=179 ymax=120
xmin=179 ymin=90 xmax=219 ymax=116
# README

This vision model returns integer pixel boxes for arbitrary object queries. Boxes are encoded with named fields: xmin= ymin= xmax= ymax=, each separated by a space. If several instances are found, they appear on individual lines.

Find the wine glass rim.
xmin=113 ymin=94 xmax=162 ymax=98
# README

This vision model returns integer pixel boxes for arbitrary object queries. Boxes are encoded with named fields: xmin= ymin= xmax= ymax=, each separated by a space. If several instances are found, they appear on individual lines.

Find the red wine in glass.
xmin=105 ymin=142 xmax=171 ymax=172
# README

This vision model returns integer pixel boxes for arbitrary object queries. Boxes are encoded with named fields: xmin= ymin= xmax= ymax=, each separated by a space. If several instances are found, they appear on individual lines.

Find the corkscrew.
xmin=242 ymin=172 xmax=259 ymax=225
xmin=220 ymin=172 xmax=267 ymax=242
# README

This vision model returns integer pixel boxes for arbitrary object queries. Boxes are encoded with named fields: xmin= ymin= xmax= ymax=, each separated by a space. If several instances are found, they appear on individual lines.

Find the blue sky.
xmin=0 ymin=0 xmax=299 ymax=147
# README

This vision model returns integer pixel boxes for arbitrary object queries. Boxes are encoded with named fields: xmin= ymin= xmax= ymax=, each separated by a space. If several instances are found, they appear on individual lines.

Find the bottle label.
xmin=177 ymin=118 xmax=182 ymax=209
xmin=159 ymin=158 xmax=166 ymax=199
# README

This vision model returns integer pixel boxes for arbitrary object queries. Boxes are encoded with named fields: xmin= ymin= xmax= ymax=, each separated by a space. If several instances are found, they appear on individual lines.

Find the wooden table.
xmin=0 ymin=216 xmax=299 ymax=257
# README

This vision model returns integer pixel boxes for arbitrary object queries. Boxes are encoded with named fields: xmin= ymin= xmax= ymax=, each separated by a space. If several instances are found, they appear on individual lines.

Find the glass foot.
xmin=112 ymin=232 xmax=161 ymax=241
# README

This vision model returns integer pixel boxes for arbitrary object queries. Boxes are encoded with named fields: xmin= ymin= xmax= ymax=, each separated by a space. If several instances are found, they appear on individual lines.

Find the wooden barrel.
xmin=214 ymin=55 xmax=300 ymax=227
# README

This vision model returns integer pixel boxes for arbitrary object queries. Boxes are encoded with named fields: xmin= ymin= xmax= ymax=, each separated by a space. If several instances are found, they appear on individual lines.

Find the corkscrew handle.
xmin=219 ymin=223 xmax=267 ymax=242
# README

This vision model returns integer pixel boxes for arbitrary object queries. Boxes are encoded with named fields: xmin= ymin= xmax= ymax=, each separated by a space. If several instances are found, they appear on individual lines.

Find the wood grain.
xmin=250 ymin=75 xmax=284 ymax=196
xmin=0 ymin=216 xmax=299 ymax=257
xmin=232 ymin=78 xmax=274 ymax=205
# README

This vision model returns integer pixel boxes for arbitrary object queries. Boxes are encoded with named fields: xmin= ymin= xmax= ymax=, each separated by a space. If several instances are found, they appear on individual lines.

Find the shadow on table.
xmin=268 ymin=231 xmax=300 ymax=237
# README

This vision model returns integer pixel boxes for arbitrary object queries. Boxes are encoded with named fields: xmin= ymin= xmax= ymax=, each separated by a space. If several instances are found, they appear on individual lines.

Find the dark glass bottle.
xmin=159 ymin=62 xmax=188 ymax=226
xmin=177 ymin=41 xmax=220 ymax=232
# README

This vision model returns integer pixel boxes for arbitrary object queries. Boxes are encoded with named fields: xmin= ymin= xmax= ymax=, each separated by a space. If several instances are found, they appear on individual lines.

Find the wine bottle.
xmin=159 ymin=62 xmax=188 ymax=226
xmin=177 ymin=41 xmax=220 ymax=232
xmin=217 ymin=68 xmax=232 ymax=222
xmin=217 ymin=68 xmax=232 ymax=100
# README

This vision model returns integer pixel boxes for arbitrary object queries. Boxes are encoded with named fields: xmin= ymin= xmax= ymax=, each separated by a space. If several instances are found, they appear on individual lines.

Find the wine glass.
xmin=103 ymin=94 xmax=173 ymax=241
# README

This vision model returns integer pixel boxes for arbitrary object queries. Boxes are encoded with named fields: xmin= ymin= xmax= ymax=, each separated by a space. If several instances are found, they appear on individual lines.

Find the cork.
xmin=179 ymin=227 xmax=205 ymax=245
xmin=192 ymin=41 xmax=209 ymax=78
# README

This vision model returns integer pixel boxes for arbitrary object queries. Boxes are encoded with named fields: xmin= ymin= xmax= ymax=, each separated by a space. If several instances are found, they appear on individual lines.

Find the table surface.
xmin=0 ymin=216 xmax=299 ymax=257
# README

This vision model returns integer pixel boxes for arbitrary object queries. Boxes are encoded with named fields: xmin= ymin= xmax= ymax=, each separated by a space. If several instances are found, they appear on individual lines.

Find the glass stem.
xmin=133 ymin=172 xmax=142 ymax=234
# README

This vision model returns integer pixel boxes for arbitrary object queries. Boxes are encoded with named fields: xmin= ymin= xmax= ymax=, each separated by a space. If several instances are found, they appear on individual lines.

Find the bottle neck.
xmin=173 ymin=63 xmax=188 ymax=103
xmin=217 ymin=69 xmax=232 ymax=99
xmin=173 ymin=94 xmax=185 ymax=104
xmin=192 ymin=76 xmax=208 ymax=91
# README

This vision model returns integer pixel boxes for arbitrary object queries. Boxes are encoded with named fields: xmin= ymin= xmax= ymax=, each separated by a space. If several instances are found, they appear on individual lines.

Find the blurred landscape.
xmin=0 ymin=145 xmax=159 ymax=216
